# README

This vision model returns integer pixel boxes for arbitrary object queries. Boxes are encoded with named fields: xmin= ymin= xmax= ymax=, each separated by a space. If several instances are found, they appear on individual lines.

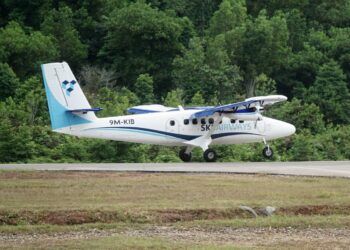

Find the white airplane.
xmin=41 ymin=62 xmax=295 ymax=162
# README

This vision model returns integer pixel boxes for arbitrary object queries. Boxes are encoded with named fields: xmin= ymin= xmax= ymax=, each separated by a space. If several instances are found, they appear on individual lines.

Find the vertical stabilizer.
xmin=41 ymin=62 xmax=97 ymax=131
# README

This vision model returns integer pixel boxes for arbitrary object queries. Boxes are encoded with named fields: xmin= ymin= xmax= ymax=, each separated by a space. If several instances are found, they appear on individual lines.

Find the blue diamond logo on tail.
xmin=62 ymin=80 xmax=76 ymax=96
xmin=62 ymin=80 xmax=69 ymax=89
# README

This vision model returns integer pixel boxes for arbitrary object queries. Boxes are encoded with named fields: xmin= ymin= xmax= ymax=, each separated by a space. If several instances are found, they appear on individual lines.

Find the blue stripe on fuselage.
xmin=85 ymin=127 xmax=261 ymax=140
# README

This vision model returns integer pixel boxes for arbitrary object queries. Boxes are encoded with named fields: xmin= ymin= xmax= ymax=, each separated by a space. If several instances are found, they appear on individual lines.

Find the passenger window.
xmin=192 ymin=119 xmax=198 ymax=125
xmin=170 ymin=120 xmax=175 ymax=126
xmin=208 ymin=118 xmax=214 ymax=124
xmin=184 ymin=119 xmax=189 ymax=125
xmin=230 ymin=119 xmax=236 ymax=124
xmin=239 ymin=120 xmax=244 ymax=123
xmin=201 ymin=118 xmax=206 ymax=125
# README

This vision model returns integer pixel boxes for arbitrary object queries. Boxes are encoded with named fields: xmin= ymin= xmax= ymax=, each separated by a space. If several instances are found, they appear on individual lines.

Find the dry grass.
xmin=0 ymin=171 xmax=349 ymax=212
xmin=1 ymin=171 xmax=350 ymax=249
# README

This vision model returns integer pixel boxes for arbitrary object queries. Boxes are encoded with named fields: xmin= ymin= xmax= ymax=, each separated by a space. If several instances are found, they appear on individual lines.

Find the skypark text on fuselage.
xmin=41 ymin=62 xmax=295 ymax=162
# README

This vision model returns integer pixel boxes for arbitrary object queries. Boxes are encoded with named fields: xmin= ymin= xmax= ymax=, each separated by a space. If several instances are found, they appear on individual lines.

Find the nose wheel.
xmin=262 ymin=146 xmax=273 ymax=159
xmin=204 ymin=149 xmax=217 ymax=162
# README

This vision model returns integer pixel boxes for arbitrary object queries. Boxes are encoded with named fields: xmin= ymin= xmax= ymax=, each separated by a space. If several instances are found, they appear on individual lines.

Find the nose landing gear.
xmin=262 ymin=146 xmax=273 ymax=159
xmin=262 ymin=137 xmax=273 ymax=159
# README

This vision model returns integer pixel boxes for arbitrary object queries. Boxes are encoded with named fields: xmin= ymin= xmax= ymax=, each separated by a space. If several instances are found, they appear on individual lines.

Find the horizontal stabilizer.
xmin=67 ymin=108 xmax=103 ymax=113
xmin=128 ymin=104 xmax=175 ymax=114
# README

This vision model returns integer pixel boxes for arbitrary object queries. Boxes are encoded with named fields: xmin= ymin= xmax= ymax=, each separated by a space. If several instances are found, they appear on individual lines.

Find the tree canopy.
xmin=0 ymin=0 xmax=350 ymax=163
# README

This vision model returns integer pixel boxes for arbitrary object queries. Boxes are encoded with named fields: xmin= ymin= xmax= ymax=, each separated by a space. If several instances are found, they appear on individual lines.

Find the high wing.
xmin=190 ymin=95 xmax=287 ymax=119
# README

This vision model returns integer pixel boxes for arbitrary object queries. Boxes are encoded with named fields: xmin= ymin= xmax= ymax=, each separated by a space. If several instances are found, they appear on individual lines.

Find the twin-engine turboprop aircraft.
xmin=41 ymin=62 xmax=295 ymax=162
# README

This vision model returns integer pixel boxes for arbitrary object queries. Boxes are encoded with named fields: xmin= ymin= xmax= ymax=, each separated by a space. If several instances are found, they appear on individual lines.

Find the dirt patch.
xmin=153 ymin=205 xmax=350 ymax=223
xmin=1 ymin=205 xmax=350 ymax=226
xmin=153 ymin=208 xmax=250 ymax=223
xmin=0 ymin=210 xmax=147 ymax=225
xmin=279 ymin=205 xmax=350 ymax=216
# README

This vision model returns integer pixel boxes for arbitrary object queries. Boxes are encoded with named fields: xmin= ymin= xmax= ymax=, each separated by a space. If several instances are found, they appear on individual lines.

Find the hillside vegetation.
xmin=1 ymin=0 xmax=350 ymax=162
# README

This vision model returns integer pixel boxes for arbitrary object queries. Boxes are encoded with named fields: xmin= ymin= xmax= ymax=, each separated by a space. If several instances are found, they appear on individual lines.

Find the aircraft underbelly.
xmin=211 ymin=133 xmax=262 ymax=145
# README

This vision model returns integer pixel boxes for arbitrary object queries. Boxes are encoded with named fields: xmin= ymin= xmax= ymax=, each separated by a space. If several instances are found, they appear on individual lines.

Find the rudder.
xmin=41 ymin=62 xmax=97 ymax=131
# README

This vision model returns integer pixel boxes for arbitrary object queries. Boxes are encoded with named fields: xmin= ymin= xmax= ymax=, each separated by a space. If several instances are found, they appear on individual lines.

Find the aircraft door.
xmin=165 ymin=118 xmax=179 ymax=134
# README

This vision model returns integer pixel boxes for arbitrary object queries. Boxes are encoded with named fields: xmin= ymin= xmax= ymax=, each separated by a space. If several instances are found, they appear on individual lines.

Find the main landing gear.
xmin=203 ymin=148 xmax=217 ymax=162
xmin=179 ymin=147 xmax=218 ymax=162
xmin=179 ymin=148 xmax=192 ymax=162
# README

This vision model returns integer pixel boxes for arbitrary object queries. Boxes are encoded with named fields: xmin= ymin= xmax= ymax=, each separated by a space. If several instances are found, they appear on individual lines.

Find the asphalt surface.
xmin=1 ymin=161 xmax=350 ymax=178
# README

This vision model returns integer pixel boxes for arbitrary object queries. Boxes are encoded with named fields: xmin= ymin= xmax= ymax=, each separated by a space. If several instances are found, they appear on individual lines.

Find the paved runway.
xmin=1 ymin=161 xmax=350 ymax=178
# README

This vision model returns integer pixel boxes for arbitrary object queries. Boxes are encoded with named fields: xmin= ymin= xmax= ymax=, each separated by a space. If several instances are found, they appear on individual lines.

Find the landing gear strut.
xmin=203 ymin=149 xmax=217 ymax=162
xmin=179 ymin=148 xmax=192 ymax=162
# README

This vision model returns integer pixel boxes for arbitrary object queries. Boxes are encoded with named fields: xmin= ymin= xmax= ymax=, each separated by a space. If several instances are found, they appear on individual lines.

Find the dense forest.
xmin=1 ymin=0 xmax=350 ymax=163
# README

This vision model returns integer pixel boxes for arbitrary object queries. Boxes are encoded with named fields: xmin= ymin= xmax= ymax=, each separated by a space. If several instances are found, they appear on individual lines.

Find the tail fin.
xmin=41 ymin=62 xmax=97 ymax=131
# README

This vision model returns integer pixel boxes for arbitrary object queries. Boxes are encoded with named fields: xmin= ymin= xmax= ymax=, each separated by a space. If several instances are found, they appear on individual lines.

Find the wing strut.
xmin=184 ymin=113 xmax=223 ymax=151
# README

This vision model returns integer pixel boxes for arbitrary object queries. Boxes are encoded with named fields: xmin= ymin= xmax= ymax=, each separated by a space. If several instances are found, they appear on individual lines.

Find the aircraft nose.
xmin=264 ymin=118 xmax=296 ymax=139
xmin=282 ymin=122 xmax=296 ymax=136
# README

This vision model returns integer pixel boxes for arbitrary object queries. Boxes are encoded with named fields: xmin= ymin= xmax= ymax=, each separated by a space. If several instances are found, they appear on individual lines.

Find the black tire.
xmin=203 ymin=149 xmax=217 ymax=162
xmin=262 ymin=146 xmax=273 ymax=159
xmin=179 ymin=148 xmax=192 ymax=162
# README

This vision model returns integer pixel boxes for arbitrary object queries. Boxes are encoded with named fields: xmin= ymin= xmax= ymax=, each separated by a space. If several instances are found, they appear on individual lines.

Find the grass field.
xmin=0 ymin=171 xmax=350 ymax=249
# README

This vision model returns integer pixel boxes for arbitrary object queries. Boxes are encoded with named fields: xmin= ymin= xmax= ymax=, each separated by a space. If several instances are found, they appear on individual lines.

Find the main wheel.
xmin=203 ymin=149 xmax=217 ymax=162
xmin=179 ymin=148 xmax=192 ymax=162
xmin=262 ymin=146 xmax=273 ymax=159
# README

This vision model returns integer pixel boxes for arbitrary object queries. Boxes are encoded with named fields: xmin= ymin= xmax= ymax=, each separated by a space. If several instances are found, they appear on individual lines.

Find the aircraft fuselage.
xmin=55 ymin=110 xmax=295 ymax=147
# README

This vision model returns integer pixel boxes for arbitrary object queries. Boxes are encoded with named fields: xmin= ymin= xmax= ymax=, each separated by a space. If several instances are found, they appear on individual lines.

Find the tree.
xmin=79 ymin=65 xmax=116 ymax=93
xmin=283 ymin=43 xmax=327 ymax=97
xmin=0 ymin=0 xmax=52 ymax=28
xmin=224 ymin=10 xmax=290 ymax=97
xmin=0 ymin=63 xmax=19 ymax=101
xmin=0 ymin=21 xmax=58 ymax=77
xmin=254 ymin=73 xmax=276 ymax=96
xmin=91 ymin=87 xmax=139 ymax=117
xmin=327 ymin=27 xmax=350 ymax=80
xmin=172 ymin=37 xmax=206 ymax=101
xmin=99 ymin=2 xmax=193 ymax=95
xmin=134 ymin=74 xmax=155 ymax=104
xmin=147 ymin=0 xmax=222 ymax=33
xmin=172 ymin=37 xmax=242 ymax=103
xmin=189 ymin=91 xmax=205 ymax=106
xmin=306 ymin=60 xmax=350 ymax=124
xmin=41 ymin=6 xmax=88 ymax=68
xmin=205 ymin=35 xmax=244 ymax=102
xmin=285 ymin=9 xmax=307 ymax=52
xmin=163 ymin=88 xmax=184 ymax=107
xmin=208 ymin=0 xmax=247 ymax=36
xmin=266 ymin=98 xmax=325 ymax=134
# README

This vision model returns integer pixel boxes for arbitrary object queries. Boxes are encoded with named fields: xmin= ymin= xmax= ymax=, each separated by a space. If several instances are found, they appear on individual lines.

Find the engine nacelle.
xmin=228 ymin=112 xmax=263 ymax=121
